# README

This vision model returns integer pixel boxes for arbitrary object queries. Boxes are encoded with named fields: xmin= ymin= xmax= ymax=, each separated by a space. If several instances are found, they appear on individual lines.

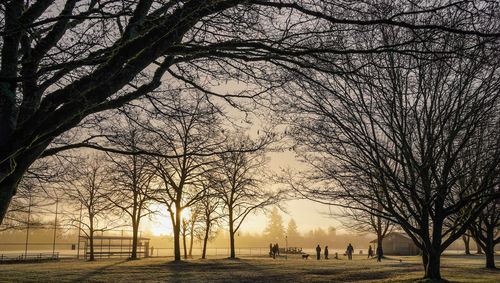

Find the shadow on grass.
xmin=73 ymin=259 xmax=128 ymax=283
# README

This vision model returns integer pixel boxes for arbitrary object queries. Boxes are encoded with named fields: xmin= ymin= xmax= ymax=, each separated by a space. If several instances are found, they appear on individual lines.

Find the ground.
xmin=0 ymin=254 xmax=499 ymax=282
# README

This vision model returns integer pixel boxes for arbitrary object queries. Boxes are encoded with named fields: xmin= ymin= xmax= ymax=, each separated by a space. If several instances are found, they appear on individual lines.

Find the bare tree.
xmin=194 ymin=180 xmax=224 ymax=259
xmin=462 ymin=234 xmax=471 ymax=255
xmin=63 ymin=154 xmax=114 ymax=261
xmin=2 ymin=0 xmax=499 ymax=226
xmin=280 ymin=21 xmax=500 ymax=279
xmin=214 ymin=135 xmax=280 ymax=259
xmin=104 ymin=114 xmax=156 ymax=259
xmin=469 ymin=200 xmax=500 ymax=269
xmin=337 ymin=205 xmax=394 ymax=254
xmin=149 ymin=91 xmax=224 ymax=261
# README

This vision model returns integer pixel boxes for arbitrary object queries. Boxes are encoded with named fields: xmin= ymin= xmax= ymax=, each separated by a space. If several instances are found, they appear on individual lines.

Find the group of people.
xmin=315 ymin=244 xmax=329 ymax=260
xmin=269 ymin=243 xmax=280 ymax=259
xmin=367 ymin=245 xmax=383 ymax=261
xmin=314 ymin=243 xmax=383 ymax=261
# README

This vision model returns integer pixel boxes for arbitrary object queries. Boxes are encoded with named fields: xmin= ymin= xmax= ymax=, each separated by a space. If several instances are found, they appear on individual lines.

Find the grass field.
xmin=0 ymin=254 xmax=498 ymax=282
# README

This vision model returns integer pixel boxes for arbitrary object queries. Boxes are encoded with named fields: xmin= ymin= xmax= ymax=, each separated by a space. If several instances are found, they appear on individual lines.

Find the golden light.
xmin=145 ymin=204 xmax=192 ymax=236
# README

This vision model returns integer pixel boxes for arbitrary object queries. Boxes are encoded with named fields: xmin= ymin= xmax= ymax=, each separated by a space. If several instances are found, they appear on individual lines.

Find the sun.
xmin=145 ymin=204 xmax=192 ymax=236
xmin=146 ymin=203 xmax=173 ymax=236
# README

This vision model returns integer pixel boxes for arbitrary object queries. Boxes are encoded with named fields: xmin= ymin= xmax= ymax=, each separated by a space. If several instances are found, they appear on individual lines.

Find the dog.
xmin=302 ymin=254 xmax=309 ymax=259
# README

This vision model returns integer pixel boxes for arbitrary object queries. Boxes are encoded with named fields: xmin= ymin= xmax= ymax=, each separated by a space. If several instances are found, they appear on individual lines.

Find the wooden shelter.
xmin=370 ymin=232 xmax=419 ymax=256
xmin=78 ymin=235 xmax=150 ymax=259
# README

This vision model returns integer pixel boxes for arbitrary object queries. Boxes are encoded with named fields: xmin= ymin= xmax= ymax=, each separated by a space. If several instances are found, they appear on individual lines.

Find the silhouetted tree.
xmin=281 ymin=19 xmax=500 ymax=279
xmin=2 ymin=0 xmax=499 ymax=226
xmin=149 ymin=91 xmax=224 ymax=261
xmin=62 ymin=155 xmax=114 ymax=261
xmin=214 ymin=135 xmax=280 ymax=258
xmin=104 ymin=114 xmax=156 ymax=259
xmin=469 ymin=182 xmax=500 ymax=269
xmin=195 ymin=180 xmax=224 ymax=259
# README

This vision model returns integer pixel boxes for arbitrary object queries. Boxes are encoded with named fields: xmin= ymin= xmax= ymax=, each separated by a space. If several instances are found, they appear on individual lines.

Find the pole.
xmin=77 ymin=203 xmax=83 ymax=259
xmin=52 ymin=198 xmax=59 ymax=256
xmin=24 ymin=194 xmax=32 ymax=259
xmin=120 ymin=230 xmax=123 ymax=258
xmin=285 ymin=235 xmax=288 ymax=260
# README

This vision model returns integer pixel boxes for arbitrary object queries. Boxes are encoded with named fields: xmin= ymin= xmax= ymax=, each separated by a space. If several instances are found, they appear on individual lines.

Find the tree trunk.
xmin=188 ymin=221 xmax=194 ymax=257
xmin=182 ymin=230 xmax=188 ymax=259
xmin=173 ymin=206 xmax=181 ymax=261
xmin=485 ymin=250 xmax=495 ymax=269
xmin=229 ymin=210 xmax=236 ymax=259
xmin=484 ymin=228 xmax=496 ymax=269
xmin=462 ymin=235 xmax=470 ymax=255
xmin=131 ymin=220 xmax=138 ymax=259
xmin=476 ymin=241 xmax=483 ymax=254
xmin=0 ymin=139 xmax=51 ymax=225
xmin=89 ymin=228 xmax=95 ymax=261
xmin=0 ymin=177 xmax=15 ymax=226
xmin=376 ymin=228 xmax=383 ymax=256
xmin=423 ymin=248 xmax=441 ymax=280
xmin=202 ymin=222 xmax=210 ymax=259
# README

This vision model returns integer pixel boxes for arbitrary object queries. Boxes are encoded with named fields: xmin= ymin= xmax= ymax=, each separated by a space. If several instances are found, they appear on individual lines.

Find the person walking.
xmin=324 ymin=246 xmax=329 ymax=259
xmin=269 ymin=243 xmax=273 ymax=258
xmin=316 ymin=244 xmax=321 ymax=260
xmin=376 ymin=245 xmax=383 ymax=262
xmin=368 ymin=245 xmax=373 ymax=258
xmin=347 ymin=243 xmax=354 ymax=260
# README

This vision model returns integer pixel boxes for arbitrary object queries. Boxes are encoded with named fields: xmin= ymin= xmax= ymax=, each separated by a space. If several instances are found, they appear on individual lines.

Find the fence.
xmin=0 ymin=252 xmax=59 ymax=264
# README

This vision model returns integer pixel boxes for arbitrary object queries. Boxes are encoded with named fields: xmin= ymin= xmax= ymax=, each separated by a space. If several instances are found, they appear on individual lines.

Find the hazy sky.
xmin=144 ymin=149 xmax=342 ymax=236
xmin=141 ymin=83 xmax=344 ymax=236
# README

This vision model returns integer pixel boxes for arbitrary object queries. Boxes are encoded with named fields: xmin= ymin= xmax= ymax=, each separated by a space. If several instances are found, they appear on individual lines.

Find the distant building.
xmin=370 ymin=232 xmax=419 ymax=256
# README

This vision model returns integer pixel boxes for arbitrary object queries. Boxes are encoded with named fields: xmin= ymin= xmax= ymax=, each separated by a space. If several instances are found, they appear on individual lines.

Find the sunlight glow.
xmin=145 ymin=204 xmax=192 ymax=236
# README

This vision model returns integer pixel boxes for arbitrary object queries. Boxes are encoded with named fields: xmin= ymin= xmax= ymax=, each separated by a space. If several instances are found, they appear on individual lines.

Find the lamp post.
xmin=52 ymin=197 xmax=59 ymax=257
xmin=24 ymin=194 xmax=32 ymax=259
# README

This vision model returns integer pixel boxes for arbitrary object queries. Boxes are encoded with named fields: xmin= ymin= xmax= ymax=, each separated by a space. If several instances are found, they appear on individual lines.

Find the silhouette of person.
xmin=368 ymin=245 xmax=373 ymax=258
xmin=151 ymin=246 xmax=154 ymax=257
xmin=347 ymin=243 xmax=354 ymax=260
xmin=316 ymin=244 xmax=321 ymax=260
xmin=324 ymin=246 xmax=329 ymax=259
xmin=376 ymin=245 xmax=383 ymax=262
xmin=269 ymin=243 xmax=273 ymax=257
xmin=276 ymin=243 xmax=280 ymax=256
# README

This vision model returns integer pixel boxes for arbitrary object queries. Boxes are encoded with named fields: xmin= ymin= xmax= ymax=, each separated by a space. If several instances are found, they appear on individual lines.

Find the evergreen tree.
xmin=286 ymin=219 xmax=301 ymax=245
xmin=264 ymin=207 xmax=285 ymax=242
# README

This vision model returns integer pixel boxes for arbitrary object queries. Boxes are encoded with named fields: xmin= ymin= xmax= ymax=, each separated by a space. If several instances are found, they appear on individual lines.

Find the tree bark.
xmin=173 ymin=205 xmax=181 ymax=261
xmin=131 ymin=220 xmax=138 ymax=259
xmin=462 ymin=235 xmax=471 ymax=255
xmin=376 ymin=222 xmax=383 ymax=256
xmin=484 ymin=228 xmax=496 ymax=269
xmin=188 ymin=220 xmax=194 ymax=257
xmin=0 ymin=179 xmax=15 ymax=226
xmin=202 ymin=222 xmax=210 ymax=259
xmin=229 ymin=210 xmax=236 ymax=259
xmin=476 ymin=241 xmax=483 ymax=254
xmin=423 ymin=248 xmax=441 ymax=280
xmin=182 ymin=229 xmax=188 ymax=259
xmin=89 ymin=215 xmax=95 ymax=261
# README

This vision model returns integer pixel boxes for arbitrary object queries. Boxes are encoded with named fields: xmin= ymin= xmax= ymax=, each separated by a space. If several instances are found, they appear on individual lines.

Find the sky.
xmin=143 ymin=149 xmax=343 ymax=236
xmin=143 ymin=198 xmax=340 ymax=237
xmin=141 ymin=83 xmax=344 ymax=237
